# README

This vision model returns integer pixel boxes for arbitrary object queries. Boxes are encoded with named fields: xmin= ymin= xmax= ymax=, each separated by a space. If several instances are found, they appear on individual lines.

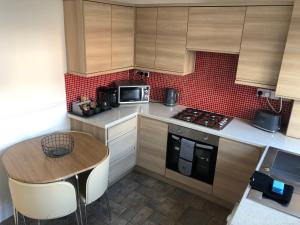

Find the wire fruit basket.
xmin=41 ymin=133 xmax=74 ymax=158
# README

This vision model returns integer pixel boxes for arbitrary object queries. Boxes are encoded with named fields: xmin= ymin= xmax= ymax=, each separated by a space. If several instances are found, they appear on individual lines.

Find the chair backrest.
xmin=85 ymin=154 xmax=110 ymax=205
xmin=9 ymin=179 xmax=77 ymax=220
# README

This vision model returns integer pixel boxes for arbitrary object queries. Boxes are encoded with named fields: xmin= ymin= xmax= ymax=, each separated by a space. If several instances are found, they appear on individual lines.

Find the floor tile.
xmin=178 ymin=207 xmax=212 ymax=225
xmin=0 ymin=171 xmax=230 ymax=225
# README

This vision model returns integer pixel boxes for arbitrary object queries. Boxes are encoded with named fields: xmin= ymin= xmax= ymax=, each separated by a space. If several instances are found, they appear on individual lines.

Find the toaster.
xmin=253 ymin=110 xmax=281 ymax=133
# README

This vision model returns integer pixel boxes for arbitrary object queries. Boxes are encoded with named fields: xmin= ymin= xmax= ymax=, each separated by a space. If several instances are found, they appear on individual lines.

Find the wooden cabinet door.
xmin=155 ymin=7 xmax=189 ymax=73
xmin=187 ymin=7 xmax=246 ymax=54
xmin=213 ymin=138 xmax=262 ymax=204
xmin=276 ymin=2 xmax=300 ymax=100
xmin=236 ymin=6 xmax=292 ymax=89
xmin=84 ymin=1 xmax=111 ymax=73
xmin=112 ymin=5 xmax=135 ymax=69
xmin=135 ymin=8 xmax=157 ymax=68
xmin=137 ymin=116 xmax=168 ymax=175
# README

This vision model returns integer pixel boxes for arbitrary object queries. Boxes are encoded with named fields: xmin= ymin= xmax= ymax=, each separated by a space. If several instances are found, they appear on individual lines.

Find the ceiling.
xmin=111 ymin=0 xmax=293 ymax=6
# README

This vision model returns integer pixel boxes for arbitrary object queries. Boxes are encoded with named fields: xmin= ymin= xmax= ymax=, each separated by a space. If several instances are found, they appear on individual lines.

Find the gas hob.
xmin=172 ymin=108 xmax=233 ymax=130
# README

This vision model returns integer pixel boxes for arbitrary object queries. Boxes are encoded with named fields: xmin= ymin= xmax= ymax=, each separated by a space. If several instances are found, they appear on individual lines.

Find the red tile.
xmin=129 ymin=52 xmax=292 ymax=127
xmin=65 ymin=51 xmax=293 ymax=127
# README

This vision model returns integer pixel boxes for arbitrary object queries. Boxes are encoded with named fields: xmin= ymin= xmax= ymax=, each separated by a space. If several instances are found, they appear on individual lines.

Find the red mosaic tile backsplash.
xmin=129 ymin=52 xmax=293 ymax=127
xmin=65 ymin=70 xmax=129 ymax=111
xmin=65 ymin=51 xmax=293 ymax=126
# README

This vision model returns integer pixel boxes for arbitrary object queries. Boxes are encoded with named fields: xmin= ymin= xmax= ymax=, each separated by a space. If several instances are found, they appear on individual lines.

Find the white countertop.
xmin=68 ymin=102 xmax=300 ymax=155
xmin=68 ymin=102 xmax=300 ymax=225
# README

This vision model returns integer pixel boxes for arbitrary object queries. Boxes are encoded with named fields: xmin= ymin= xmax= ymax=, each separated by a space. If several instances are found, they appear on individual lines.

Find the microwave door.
xmin=119 ymin=87 xmax=141 ymax=103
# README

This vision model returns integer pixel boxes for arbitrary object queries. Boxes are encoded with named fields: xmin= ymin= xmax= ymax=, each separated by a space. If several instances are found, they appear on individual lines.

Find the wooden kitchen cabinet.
xmin=112 ymin=5 xmax=135 ymax=69
xmin=63 ymin=0 xmax=134 ymax=76
xmin=213 ymin=138 xmax=262 ymax=204
xmin=135 ymin=7 xmax=195 ymax=75
xmin=84 ymin=1 xmax=111 ymax=73
xmin=285 ymin=101 xmax=300 ymax=139
xmin=187 ymin=7 xmax=246 ymax=54
xmin=155 ymin=7 xmax=195 ymax=74
xmin=135 ymin=8 xmax=158 ymax=69
xmin=276 ymin=1 xmax=300 ymax=100
xmin=137 ymin=116 xmax=168 ymax=175
xmin=70 ymin=116 xmax=137 ymax=185
xmin=236 ymin=6 xmax=292 ymax=89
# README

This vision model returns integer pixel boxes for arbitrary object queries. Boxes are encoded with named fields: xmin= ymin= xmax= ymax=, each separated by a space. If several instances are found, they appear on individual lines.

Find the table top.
xmin=1 ymin=131 xmax=108 ymax=184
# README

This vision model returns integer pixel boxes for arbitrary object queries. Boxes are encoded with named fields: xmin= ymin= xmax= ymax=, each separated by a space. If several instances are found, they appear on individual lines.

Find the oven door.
xmin=192 ymin=143 xmax=218 ymax=185
xmin=119 ymin=87 xmax=142 ymax=103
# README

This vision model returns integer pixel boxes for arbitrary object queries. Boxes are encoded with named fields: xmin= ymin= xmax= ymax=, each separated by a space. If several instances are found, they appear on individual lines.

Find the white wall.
xmin=0 ymin=0 xmax=68 ymax=222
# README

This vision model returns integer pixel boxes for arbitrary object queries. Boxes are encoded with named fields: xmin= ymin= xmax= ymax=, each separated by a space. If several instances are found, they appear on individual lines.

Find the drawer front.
xmin=108 ymin=117 xmax=137 ymax=141
xmin=109 ymin=151 xmax=136 ymax=185
xmin=108 ymin=128 xmax=137 ymax=163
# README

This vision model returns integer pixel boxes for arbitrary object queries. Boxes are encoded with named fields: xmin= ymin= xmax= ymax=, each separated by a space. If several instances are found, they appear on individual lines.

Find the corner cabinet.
xmin=213 ymin=138 xmax=262 ymax=205
xmin=137 ymin=116 xmax=168 ymax=175
xmin=236 ymin=6 xmax=292 ymax=89
xmin=187 ymin=7 xmax=246 ymax=54
xmin=70 ymin=116 xmax=137 ymax=185
xmin=63 ymin=0 xmax=134 ymax=76
xmin=135 ymin=8 xmax=157 ymax=69
xmin=135 ymin=7 xmax=195 ymax=75
xmin=276 ymin=1 xmax=300 ymax=100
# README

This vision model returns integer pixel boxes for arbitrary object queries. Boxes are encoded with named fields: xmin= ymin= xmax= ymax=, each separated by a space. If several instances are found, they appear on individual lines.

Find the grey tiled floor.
xmin=1 ymin=171 xmax=231 ymax=225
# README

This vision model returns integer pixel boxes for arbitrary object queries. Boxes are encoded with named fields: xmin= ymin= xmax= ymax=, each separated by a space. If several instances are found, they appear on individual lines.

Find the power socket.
xmin=256 ymin=88 xmax=279 ymax=100
xmin=135 ymin=70 xmax=150 ymax=78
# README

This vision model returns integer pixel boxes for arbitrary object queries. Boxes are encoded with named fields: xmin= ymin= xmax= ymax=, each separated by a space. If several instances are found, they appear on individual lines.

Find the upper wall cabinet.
xmin=135 ymin=7 xmax=195 ymax=75
xmin=276 ymin=2 xmax=300 ymax=100
xmin=155 ymin=7 xmax=195 ymax=74
xmin=63 ymin=0 xmax=135 ymax=76
xmin=235 ymin=6 xmax=292 ymax=89
xmin=111 ymin=5 xmax=135 ymax=69
xmin=84 ymin=1 xmax=111 ymax=73
xmin=135 ymin=8 xmax=158 ymax=69
xmin=187 ymin=7 xmax=246 ymax=54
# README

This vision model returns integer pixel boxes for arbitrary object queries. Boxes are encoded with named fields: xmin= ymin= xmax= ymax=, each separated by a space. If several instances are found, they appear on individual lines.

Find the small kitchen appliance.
xmin=165 ymin=88 xmax=178 ymax=106
xmin=114 ymin=80 xmax=150 ymax=104
xmin=96 ymin=87 xmax=113 ymax=111
xmin=253 ymin=110 xmax=281 ymax=133
xmin=172 ymin=108 xmax=233 ymax=130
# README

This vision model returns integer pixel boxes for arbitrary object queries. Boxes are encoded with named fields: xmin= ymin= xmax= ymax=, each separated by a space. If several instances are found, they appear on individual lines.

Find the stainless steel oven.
xmin=166 ymin=124 xmax=219 ymax=185
xmin=114 ymin=80 xmax=150 ymax=104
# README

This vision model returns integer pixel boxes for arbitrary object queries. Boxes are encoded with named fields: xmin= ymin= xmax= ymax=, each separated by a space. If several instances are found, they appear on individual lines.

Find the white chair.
xmin=78 ymin=154 xmax=111 ymax=225
xmin=9 ymin=178 xmax=80 ymax=225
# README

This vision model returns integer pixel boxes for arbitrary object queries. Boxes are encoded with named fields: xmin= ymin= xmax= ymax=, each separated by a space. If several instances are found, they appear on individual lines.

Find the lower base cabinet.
xmin=213 ymin=138 xmax=262 ymax=204
xmin=109 ymin=150 xmax=136 ymax=185
xmin=70 ymin=117 xmax=137 ymax=185
xmin=137 ymin=116 xmax=168 ymax=175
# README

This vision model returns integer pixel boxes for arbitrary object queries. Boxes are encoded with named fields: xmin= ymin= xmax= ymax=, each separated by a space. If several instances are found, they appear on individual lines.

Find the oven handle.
xmin=171 ymin=135 xmax=180 ymax=140
xmin=196 ymin=143 xmax=214 ymax=150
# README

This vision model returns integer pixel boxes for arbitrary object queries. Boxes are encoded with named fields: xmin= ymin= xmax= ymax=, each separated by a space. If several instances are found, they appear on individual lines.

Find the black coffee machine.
xmin=96 ymin=87 xmax=119 ymax=111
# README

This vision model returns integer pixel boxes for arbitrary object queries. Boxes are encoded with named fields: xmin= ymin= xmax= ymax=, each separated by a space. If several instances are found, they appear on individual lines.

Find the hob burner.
xmin=172 ymin=108 xmax=233 ymax=130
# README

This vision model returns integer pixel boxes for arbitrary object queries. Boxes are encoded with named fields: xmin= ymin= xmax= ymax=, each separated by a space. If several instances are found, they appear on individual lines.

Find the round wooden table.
xmin=1 ymin=131 xmax=108 ymax=183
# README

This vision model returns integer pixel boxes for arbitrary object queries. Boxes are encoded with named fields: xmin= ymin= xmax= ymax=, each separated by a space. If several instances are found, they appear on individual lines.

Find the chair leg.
xmin=84 ymin=204 xmax=88 ymax=225
xmin=22 ymin=215 xmax=26 ymax=225
xmin=13 ymin=209 xmax=18 ymax=225
xmin=75 ymin=175 xmax=84 ymax=225
xmin=104 ymin=192 xmax=112 ymax=223
xmin=75 ymin=211 xmax=80 ymax=225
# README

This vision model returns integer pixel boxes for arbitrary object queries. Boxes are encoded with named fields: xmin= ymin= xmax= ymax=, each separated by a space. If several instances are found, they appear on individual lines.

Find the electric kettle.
xmin=165 ymin=88 xmax=178 ymax=106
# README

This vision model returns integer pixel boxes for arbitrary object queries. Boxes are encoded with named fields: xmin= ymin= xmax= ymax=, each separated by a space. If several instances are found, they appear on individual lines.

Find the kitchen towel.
xmin=250 ymin=171 xmax=294 ymax=205
xmin=180 ymin=138 xmax=195 ymax=161
xmin=178 ymin=158 xmax=193 ymax=176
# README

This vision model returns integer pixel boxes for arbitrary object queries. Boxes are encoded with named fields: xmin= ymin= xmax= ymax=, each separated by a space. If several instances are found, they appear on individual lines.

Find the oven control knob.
xmin=203 ymin=135 xmax=209 ymax=141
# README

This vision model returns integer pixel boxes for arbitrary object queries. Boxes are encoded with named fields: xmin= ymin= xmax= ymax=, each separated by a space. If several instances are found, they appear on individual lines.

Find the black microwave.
xmin=114 ymin=80 xmax=150 ymax=104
